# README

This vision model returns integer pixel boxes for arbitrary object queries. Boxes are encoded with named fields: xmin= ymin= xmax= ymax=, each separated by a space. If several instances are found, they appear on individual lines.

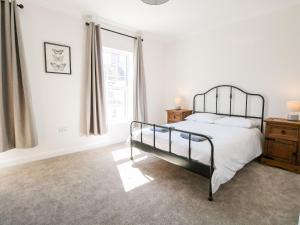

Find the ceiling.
xmin=23 ymin=0 xmax=300 ymax=38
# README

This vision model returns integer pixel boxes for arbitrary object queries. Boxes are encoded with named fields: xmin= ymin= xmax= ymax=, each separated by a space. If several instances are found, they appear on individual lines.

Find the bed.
xmin=130 ymin=85 xmax=265 ymax=201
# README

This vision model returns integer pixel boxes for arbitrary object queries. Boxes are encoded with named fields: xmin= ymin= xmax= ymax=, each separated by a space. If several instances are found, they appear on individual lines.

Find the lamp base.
xmin=287 ymin=114 xmax=299 ymax=121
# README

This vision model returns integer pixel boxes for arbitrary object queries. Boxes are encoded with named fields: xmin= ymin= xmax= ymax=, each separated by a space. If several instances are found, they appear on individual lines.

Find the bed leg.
xmin=208 ymin=180 xmax=213 ymax=201
xmin=130 ymin=140 xmax=133 ymax=160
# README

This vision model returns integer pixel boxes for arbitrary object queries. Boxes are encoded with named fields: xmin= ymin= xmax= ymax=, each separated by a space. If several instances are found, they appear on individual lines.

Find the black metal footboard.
xmin=130 ymin=121 xmax=215 ymax=201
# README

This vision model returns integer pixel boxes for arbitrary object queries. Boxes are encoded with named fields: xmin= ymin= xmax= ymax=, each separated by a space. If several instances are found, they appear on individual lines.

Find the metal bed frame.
xmin=130 ymin=85 xmax=265 ymax=201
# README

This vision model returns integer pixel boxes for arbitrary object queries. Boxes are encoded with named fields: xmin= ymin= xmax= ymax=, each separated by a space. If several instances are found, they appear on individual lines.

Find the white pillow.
xmin=185 ymin=113 xmax=223 ymax=124
xmin=214 ymin=117 xmax=260 ymax=129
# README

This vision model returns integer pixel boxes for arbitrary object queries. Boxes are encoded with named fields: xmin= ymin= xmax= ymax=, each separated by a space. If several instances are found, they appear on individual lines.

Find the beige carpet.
xmin=0 ymin=143 xmax=299 ymax=225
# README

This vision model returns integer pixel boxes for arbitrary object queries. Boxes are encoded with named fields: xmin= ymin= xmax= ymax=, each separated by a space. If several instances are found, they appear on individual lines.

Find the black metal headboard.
xmin=193 ymin=85 xmax=265 ymax=132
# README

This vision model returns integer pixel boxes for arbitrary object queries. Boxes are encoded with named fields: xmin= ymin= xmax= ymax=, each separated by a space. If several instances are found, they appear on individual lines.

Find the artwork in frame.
xmin=44 ymin=42 xmax=71 ymax=74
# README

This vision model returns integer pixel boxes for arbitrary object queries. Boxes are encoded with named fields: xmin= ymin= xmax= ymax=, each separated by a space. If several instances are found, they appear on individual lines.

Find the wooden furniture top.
xmin=166 ymin=109 xmax=193 ymax=113
xmin=265 ymin=118 xmax=300 ymax=127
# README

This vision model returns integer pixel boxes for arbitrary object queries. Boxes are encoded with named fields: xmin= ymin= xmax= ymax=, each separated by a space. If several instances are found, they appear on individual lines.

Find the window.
xmin=103 ymin=47 xmax=133 ymax=123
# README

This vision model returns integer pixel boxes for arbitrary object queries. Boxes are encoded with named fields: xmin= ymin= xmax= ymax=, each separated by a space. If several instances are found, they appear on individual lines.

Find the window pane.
xmin=103 ymin=48 xmax=133 ymax=123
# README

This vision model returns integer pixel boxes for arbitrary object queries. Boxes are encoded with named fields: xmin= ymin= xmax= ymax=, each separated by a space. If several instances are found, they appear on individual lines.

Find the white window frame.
xmin=103 ymin=47 xmax=133 ymax=124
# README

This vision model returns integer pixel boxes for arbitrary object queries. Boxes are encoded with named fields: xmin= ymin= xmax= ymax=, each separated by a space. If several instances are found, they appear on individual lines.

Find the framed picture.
xmin=44 ymin=42 xmax=71 ymax=74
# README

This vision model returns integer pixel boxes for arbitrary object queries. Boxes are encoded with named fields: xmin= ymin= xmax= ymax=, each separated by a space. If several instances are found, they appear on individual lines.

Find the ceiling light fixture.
xmin=141 ymin=0 xmax=170 ymax=5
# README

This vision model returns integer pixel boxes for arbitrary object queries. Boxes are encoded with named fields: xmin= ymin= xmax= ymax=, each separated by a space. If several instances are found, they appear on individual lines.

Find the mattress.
xmin=132 ymin=120 xmax=263 ymax=193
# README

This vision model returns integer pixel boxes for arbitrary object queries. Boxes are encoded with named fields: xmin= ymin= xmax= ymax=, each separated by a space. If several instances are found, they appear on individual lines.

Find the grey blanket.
xmin=149 ymin=126 xmax=174 ymax=133
xmin=180 ymin=133 xmax=212 ymax=142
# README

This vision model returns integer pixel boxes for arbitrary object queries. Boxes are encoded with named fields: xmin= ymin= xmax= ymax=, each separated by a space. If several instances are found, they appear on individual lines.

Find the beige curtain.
xmin=86 ymin=23 xmax=107 ymax=135
xmin=0 ymin=0 xmax=37 ymax=152
xmin=133 ymin=37 xmax=148 ymax=122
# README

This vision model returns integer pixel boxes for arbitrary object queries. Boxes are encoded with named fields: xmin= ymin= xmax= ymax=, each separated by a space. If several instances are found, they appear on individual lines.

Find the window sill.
xmin=108 ymin=120 xmax=131 ymax=127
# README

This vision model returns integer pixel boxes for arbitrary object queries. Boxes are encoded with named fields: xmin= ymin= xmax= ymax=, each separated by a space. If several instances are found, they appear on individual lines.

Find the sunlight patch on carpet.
xmin=112 ymin=147 xmax=142 ymax=162
xmin=117 ymin=156 xmax=154 ymax=192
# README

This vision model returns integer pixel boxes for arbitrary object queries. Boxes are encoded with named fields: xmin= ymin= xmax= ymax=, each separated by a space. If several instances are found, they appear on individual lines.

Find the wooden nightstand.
xmin=262 ymin=118 xmax=300 ymax=173
xmin=166 ymin=109 xmax=192 ymax=123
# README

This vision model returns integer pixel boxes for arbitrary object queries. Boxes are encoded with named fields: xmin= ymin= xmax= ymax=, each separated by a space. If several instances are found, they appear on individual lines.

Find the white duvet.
xmin=132 ymin=120 xmax=263 ymax=193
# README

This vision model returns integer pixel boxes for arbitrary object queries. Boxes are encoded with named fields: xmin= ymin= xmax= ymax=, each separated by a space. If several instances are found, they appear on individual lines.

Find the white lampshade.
xmin=141 ymin=0 xmax=169 ymax=5
xmin=174 ymin=97 xmax=183 ymax=110
xmin=287 ymin=100 xmax=300 ymax=112
xmin=175 ymin=97 xmax=182 ymax=105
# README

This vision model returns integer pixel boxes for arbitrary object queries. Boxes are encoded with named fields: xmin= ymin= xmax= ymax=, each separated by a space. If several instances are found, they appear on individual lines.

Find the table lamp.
xmin=287 ymin=100 xmax=300 ymax=121
xmin=175 ymin=97 xmax=183 ymax=110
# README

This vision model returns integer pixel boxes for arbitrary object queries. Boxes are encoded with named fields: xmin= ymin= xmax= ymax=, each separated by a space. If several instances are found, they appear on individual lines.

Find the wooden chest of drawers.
xmin=262 ymin=118 xmax=300 ymax=173
xmin=166 ymin=109 xmax=192 ymax=123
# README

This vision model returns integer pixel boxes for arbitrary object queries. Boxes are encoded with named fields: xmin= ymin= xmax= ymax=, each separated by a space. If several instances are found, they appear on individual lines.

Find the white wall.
xmin=0 ymin=1 xmax=167 ymax=167
xmin=2 ymin=1 xmax=299 ymax=168
xmin=165 ymin=5 xmax=300 ymax=118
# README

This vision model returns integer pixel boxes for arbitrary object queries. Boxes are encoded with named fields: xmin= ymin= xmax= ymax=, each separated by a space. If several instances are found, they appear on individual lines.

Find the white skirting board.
xmin=0 ymin=141 xmax=126 ymax=169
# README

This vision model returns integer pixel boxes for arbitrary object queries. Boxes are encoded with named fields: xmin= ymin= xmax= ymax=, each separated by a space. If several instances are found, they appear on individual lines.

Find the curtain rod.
xmin=85 ymin=22 xmax=143 ymax=42
xmin=0 ymin=0 xmax=24 ymax=8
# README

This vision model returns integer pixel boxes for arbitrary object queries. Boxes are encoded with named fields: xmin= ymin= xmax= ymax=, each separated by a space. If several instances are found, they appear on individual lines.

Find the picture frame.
xmin=44 ymin=42 xmax=72 ymax=75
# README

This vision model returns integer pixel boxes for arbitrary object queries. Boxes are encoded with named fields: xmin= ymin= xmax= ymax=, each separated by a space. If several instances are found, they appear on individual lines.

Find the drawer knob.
xmin=281 ymin=130 xmax=286 ymax=135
